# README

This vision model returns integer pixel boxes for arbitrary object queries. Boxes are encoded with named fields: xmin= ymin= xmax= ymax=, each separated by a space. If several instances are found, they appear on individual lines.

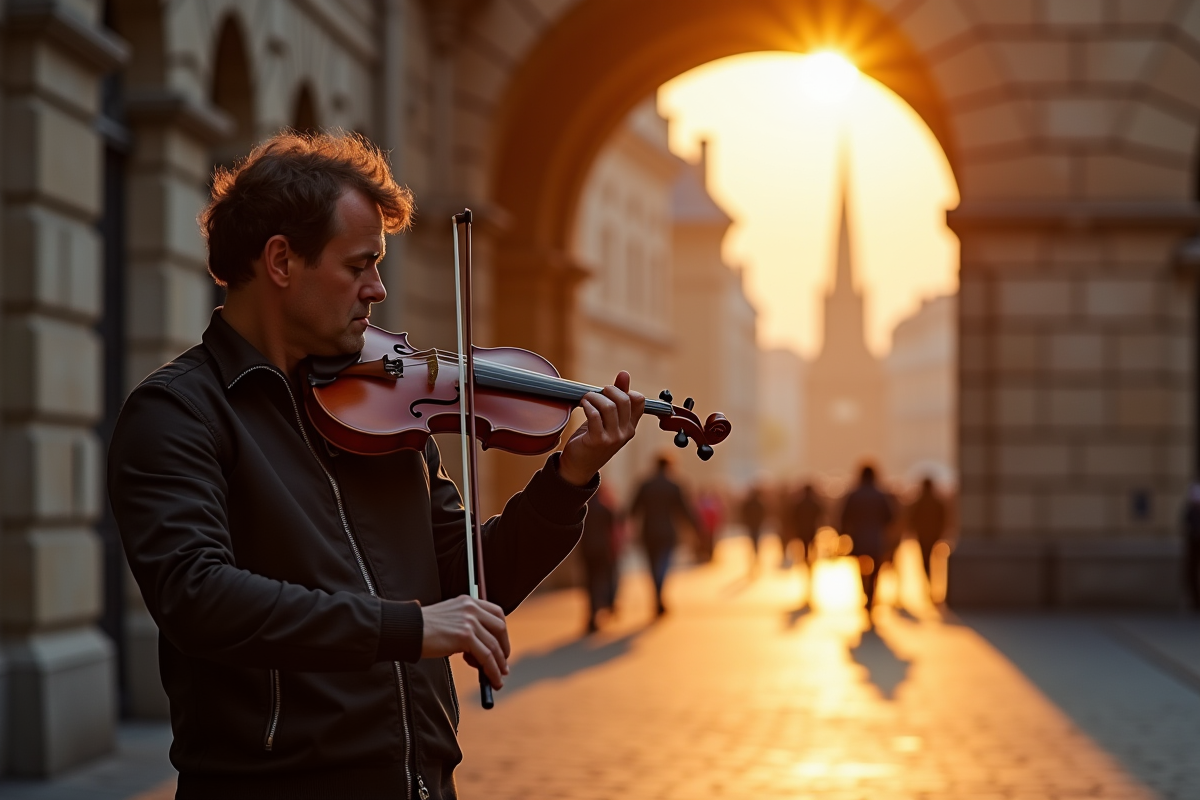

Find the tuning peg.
xmin=659 ymin=389 xmax=673 ymax=403
xmin=684 ymin=397 xmax=695 ymax=411
xmin=697 ymin=444 xmax=714 ymax=461
xmin=673 ymin=430 xmax=689 ymax=448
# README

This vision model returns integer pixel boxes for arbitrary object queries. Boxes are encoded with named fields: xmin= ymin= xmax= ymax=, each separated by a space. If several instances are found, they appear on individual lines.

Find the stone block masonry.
xmin=0 ymin=0 xmax=126 ymax=777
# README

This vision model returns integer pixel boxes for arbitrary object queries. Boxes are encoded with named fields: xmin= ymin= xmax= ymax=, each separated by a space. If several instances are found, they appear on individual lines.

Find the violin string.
xmin=393 ymin=348 xmax=675 ymax=415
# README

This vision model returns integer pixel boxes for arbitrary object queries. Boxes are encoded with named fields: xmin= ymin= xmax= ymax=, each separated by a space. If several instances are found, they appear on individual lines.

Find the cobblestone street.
xmin=6 ymin=537 xmax=1199 ymax=800
xmin=452 ymin=538 xmax=1200 ymax=800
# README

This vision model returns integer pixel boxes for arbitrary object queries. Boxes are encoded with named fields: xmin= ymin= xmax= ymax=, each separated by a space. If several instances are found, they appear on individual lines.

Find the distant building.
xmin=758 ymin=348 xmax=808 ymax=483
xmin=573 ymin=105 xmax=759 ymax=501
xmin=572 ymin=99 xmax=681 ymax=501
xmin=886 ymin=294 xmax=957 ymax=489
xmin=670 ymin=143 xmax=759 ymax=492
xmin=804 ymin=162 xmax=888 ymax=489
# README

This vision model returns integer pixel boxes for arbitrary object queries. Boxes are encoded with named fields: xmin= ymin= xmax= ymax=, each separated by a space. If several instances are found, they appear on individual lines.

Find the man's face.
xmin=286 ymin=189 xmax=387 ymax=357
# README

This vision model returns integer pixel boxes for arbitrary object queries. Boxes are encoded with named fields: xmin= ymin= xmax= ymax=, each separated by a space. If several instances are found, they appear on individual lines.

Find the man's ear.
xmin=261 ymin=234 xmax=294 ymax=289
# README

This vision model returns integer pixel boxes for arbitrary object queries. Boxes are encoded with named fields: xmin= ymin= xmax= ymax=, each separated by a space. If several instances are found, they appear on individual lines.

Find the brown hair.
xmin=200 ymin=130 xmax=413 ymax=288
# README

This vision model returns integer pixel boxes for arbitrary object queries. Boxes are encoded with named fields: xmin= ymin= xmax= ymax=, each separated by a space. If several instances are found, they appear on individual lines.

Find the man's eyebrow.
xmin=346 ymin=249 xmax=383 ymax=262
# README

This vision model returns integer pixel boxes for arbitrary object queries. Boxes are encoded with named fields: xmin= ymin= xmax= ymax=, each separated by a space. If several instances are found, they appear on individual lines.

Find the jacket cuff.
xmin=525 ymin=452 xmax=600 ymax=526
xmin=376 ymin=600 xmax=424 ymax=663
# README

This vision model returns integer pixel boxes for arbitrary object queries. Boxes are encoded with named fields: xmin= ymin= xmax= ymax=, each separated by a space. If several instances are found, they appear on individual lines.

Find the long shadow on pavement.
xmin=965 ymin=614 xmax=1200 ymax=800
xmin=850 ymin=628 xmax=911 ymax=700
xmin=502 ymin=627 xmax=649 ymax=696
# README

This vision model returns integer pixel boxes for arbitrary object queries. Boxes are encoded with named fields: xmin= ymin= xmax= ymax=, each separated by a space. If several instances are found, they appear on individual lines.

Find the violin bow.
xmin=452 ymin=209 xmax=494 ymax=709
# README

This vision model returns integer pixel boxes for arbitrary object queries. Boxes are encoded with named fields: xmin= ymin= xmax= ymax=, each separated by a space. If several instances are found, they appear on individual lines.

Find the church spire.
xmin=817 ymin=132 xmax=871 ymax=364
xmin=831 ymin=138 xmax=854 ymax=296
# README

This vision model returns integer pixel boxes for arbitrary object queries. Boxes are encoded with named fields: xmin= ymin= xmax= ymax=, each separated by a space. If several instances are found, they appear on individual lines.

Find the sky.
xmin=658 ymin=52 xmax=960 ymax=358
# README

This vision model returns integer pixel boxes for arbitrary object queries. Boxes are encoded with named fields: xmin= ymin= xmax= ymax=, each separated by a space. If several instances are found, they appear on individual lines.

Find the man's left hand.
xmin=559 ymin=371 xmax=645 ymax=486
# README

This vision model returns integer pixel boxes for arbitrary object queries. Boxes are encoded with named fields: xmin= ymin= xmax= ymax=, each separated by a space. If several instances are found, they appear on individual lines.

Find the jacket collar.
xmin=202 ymin=309 xmax=281 ymax=389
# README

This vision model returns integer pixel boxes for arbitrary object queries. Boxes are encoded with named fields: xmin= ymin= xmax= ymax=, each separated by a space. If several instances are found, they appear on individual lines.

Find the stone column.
xmin=0 ymin=0 xmax=127 ymax=776
xmin=950 ymin=202 xmax=1198 ymax=609
xmin=118 ymin=92 xmax=230 ymax=718
xmin=123 ymin=92 xmax=231 ymax=385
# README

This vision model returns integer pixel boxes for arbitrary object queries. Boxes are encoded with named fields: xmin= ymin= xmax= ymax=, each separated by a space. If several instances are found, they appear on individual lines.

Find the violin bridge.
xmin=408 ymin=348 xmax=439 ymax=389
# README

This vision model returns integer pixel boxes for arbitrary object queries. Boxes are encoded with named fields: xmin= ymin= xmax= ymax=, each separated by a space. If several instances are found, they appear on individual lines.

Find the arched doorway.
xmin=209 ymin=14 xmax=255 ymax=308
xmin=485 ymin=0 xmax=954 ymax=505
xmin=293 ymin=83 xmax=320 ymax=133
xmin=211 ymin=15 xmax=256 ymax=169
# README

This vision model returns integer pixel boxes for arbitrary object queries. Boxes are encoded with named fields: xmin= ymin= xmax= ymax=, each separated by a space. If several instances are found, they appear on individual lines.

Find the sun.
xmin=798 ymin=51 xmax=860 ymax=105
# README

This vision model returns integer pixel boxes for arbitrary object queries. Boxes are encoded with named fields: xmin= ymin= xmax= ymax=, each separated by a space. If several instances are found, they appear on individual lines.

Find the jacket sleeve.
xmin=426 ymin=440 xmax=598 ymax=613
xmin=109 ymin=383 xmax=422 ymax=671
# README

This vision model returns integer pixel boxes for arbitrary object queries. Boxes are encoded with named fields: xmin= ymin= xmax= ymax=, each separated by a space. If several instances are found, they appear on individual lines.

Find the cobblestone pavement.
xmin=451 ymin=538 xmax=1200 ymax=800
xmin=6 ymin=537 xmax=1199 ymax=800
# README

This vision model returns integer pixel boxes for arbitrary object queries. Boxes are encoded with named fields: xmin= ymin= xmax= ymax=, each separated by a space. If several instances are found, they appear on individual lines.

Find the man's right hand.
xmin=420 ymin=595 xmax=511 ymax=689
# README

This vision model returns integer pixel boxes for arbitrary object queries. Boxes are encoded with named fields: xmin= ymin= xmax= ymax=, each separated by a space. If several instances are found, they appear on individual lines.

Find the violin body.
xmin=306 ymin=325 xmax=573 ymax=456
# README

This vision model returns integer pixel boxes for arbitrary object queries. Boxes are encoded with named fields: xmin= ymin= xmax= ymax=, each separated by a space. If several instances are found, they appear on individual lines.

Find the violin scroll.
xmin=653 ymin=390 xmax=730 ymax=461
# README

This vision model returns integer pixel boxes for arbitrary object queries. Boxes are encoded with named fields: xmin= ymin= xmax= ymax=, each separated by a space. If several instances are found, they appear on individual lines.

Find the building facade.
xmin=571 ymin=99 xmax=679 ymax=503
xmin=5 ymin=0 xmax=1200 ymax=779
xmin=886 ymin=294 xmax=957 ymax=490
xmin=669 ymin=147 xmax=760 ymax=493
xmin=805 ymin=172 xmax=889 ymax=490
xmin=758 ymin=348 xmax=808 ymax=484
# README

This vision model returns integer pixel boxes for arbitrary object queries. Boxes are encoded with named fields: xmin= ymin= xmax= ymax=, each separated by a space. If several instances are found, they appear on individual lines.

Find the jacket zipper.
xmin=264 ymin=669 xmax=281 ymax=751
xmin=444 ymin=657 xmax=460 ymax=730
xmin=230 ymin=365 xmax=418 ymax=796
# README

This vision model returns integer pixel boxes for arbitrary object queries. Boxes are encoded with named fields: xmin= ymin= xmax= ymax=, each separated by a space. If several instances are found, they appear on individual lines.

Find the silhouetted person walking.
xmin=839 ymin=464 xmax=895 ymax=619
xmin=788 ymin=484 xmax=824 ymax=563
xmin=631 ymin=456 xmax=697 ymax=616
xmin=581 ymin=486 xmax=621 ymax=633
xmin=695 ymin=488 xmax=724 ymax=563
xmin=741 ymin=485 xmax=768 ymax=561
xmin=1183 ymin=482 xmax=1200 ymax=611
xmin=907 ymin=477 xmax=947 ymax=583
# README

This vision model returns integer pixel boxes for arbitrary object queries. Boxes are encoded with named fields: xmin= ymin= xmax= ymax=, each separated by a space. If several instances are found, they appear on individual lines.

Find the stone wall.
xmin=0 ymin=0 xmax=126 ymax=776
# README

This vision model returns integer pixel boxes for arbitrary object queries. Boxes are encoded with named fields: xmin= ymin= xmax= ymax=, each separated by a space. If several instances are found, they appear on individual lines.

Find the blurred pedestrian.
xmin=839 ymin=464 xmax=896 ymax=621
xmin=741 ymin=485 xmax=768 ymax=562
xmin=581 ymin=485 xmax=621 ymax=633
xmin=777 ymin=485 xmax=798 ymax=567
xmin=1183 ymin=482 xmax=1200 ymax=611
xmin=631 ymin=456 xmax=699 ymax=616
xmin=906 ymin=477 xmax=947 ymax=584
xmin=695 ymin=487 xmax=724 ymax=562
xmin=788 ymin=483 xmax=824 ymax=564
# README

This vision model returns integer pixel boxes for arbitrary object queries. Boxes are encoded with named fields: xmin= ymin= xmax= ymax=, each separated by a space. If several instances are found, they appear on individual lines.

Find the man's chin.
xmin=342 ymin=330 xmax=368 ymax=354
xmin=307 ymin=331 xmax=366 ymax=359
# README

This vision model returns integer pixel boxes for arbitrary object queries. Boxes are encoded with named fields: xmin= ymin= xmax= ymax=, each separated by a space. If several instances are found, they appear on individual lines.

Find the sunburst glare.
xmin=797 ymin=51 xmax=860 ymax=105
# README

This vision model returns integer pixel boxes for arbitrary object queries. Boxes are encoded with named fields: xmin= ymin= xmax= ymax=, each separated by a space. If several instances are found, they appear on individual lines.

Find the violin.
xmin=302 ymin=210 xmax=730 ymax=710
xmin=303 ymin=331 xmax=732 ymax=461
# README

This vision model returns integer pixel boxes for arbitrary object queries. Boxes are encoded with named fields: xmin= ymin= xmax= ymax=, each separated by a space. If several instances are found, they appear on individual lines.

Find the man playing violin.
xmin=109 ymin=131 xmax=645 ymax=800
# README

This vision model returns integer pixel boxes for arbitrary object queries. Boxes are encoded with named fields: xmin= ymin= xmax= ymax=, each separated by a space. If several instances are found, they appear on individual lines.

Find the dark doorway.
xmin=95 ymin=64 xmax=131 ymax=714
xmin=293 ymin=84 xmax=319 ymax=133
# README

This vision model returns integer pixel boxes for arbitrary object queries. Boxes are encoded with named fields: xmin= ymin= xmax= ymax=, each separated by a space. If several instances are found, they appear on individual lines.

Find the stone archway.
xmin=482 ymin=0 xmax=955 ymax=504
xmin=493 ymin=0 xmax=952 ymax=269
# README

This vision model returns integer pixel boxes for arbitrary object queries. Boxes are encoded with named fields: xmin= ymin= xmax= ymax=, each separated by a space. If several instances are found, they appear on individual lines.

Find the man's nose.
xmin=363 ymin=265 xmax=387 ymax=304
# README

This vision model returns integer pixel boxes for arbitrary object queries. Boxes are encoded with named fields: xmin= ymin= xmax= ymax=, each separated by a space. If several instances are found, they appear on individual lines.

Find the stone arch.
xmin=488 ymin=0 xmax=954 ymax=372
xmin=1111 ymin=27 xmax=1200 ymax=201
xmin=210 ymin=13 xmax=256 ymax=167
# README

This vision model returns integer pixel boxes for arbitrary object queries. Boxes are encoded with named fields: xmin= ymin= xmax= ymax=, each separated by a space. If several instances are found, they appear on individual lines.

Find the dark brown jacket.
xmin=109 ymin=312 xmax=595 ymax=800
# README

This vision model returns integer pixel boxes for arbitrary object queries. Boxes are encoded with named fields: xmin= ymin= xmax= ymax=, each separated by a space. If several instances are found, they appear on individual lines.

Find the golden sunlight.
xmin=658 ymin=52 xmax=959 ymax=358
xmin=797 ymin=51 xmax=860 ymax=105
